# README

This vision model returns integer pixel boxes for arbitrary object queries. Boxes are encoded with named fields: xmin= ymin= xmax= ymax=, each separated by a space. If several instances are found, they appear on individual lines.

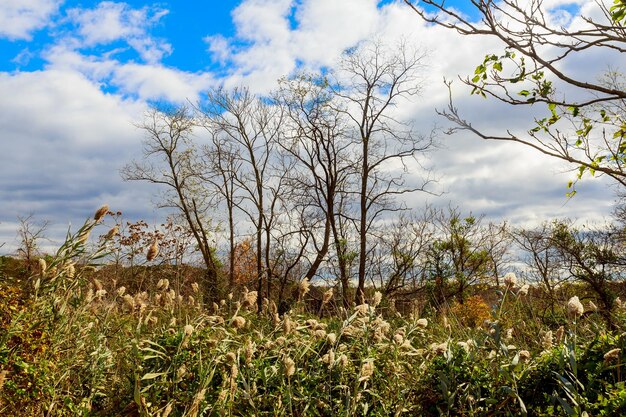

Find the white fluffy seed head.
xmin=567 ymin=296 xmax=584 ymax=318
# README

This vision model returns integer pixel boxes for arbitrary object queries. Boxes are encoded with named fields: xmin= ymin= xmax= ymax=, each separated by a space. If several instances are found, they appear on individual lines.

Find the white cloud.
xmin=112 ymin=63 xmax=215 ymax=103
xmin=210 ymin=0 xmax=617 ymax=224
xmin=0 ymin=69 xmax=156 ymax=252
xmin=232 ymin=0 xmax=293 ymax=42
xmin=43 ymin=42 xmax=215 ymax=103
xmin=205 ymin=34 xmax=232 ymax=65
xmin=65 ymin=1 xmax=171 ymax=63
xmin=291 ymin=0 xmax=380 ymax=66
xmin=0 ymin=0 xmax=62 ymax=40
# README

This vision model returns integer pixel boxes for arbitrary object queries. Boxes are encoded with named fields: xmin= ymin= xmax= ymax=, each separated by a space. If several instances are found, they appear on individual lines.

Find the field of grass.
xmin=2 ymin=214 xmax=626 ymax=416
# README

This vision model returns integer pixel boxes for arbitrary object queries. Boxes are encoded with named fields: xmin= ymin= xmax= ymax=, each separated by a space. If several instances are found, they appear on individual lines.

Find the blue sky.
xmin=0 ymin=0 xmax=619 ymax=252
xmin=0 ymin=0 xmax=476 ymax=84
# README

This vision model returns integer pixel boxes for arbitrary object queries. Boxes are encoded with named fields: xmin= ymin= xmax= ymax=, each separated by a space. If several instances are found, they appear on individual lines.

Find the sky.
xmin=0 ymin=0 xmax=622 ymax=254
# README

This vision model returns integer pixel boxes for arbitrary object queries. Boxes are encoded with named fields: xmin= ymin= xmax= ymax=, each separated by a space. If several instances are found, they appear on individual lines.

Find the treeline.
xmin=108 ymin=40 xmax=626 ymax=322
xmin=121 ymin=41 xmax=435 ymax=308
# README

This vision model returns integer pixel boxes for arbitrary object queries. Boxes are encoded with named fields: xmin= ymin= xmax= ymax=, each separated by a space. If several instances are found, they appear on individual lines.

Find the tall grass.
xmin=1 ymin=211 xmax=626 ymax=416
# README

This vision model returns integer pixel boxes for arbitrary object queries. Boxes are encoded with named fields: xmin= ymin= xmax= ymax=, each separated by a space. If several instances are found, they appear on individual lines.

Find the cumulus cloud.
xmin=0 ymin=69 xmax=156 ymax=252
xmin=204 ymin=0 xmax=617 ymax=223
xmin=0 ymin=0 xmax=62 ymax=40
xmin=65 ymin=1 xmax=171 ymax=63
xmin=43 ymin=44 xmax=215 ymax=102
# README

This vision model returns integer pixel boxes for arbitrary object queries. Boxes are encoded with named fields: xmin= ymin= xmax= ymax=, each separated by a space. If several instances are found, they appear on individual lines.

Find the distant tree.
xmin=483 ymin=222 xmax=512 ymax=287
xmin=425 ymin=208 xmax=494 ymax=305
xmin=369 ymin=211 xmax=435 ymax=299
xmin=405 ymin=0 xmax=626 ymax=194
xmin=332 ymin=40 xmax=436 ymax=304
xmin=121 ymin=107 xmax=221 ymax=300
xmin=200 ymin=88 xmax=285 ymax=309
xmin=16 ymin=214 xmax=49 ymax=274
xmin=200 ymin=127 xmax=242 ymax=290
xmin=275 ymin=74 xmax=356 ymax=308
xmin=512 ymin=222 xmax=565 ymax=317
xmin=550 ymin=220 xmax=625 ymax=329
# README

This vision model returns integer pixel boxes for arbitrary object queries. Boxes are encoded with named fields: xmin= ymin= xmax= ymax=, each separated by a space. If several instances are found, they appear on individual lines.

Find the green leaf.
xmin=493 ymin=61 xmax=503 ymax=71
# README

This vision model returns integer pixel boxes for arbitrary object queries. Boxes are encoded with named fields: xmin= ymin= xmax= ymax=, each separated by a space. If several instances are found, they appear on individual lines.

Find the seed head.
xmin=555 ymin=326 xmax=565 ymax=344
xmin=567 ymin=296 xmax=584 ymax=318
xmin=283 ymin=316 xmax=292 ymax=334
xmin=0 ymin=370 xmax=7 ymax=391
xmin=416 ymin=318 xmax=428 ymax=329
xmin=146 ymin=240 xmax=159 ymax=261
xmin=519 ymin=350 xmax=531 ymax=363
xmin=232 ymin=316 xmax=246 ymax=330
xmin=431 ymin=342 xmax=448 ymax=355
xmin=66 ymin=263 xmax=75 ymax=278
xmin=505 ymin=328 xmax=513 ymax=341
xmin=283 ymin=357 xmax=296 ymax=377
xmin=358 ymin=359 xmax=374 ymax=382
xmin=322 ymin=288 xmax=333 ymax=305
xmin=245 ymin=340 xmax=254 ymax=365
xmin=518 ymin=284 xmax=530 ymax=296
xmin=314 ymin=329 xmax=327 ymax=339
xmin=604 ymin=348 xmax=621 ymax=364
xmin=503 ymin=272 xmax=517 ymax=288
xmin=176 ymin=365 xmax=187 ymax=381
xmin=78 ymin=229 xmax=91 ymax=245
xmin=38 ymin=258 xmax=47 ymax=275
xmin=372 ymin=291 xmax=382 ymax=308
xmin=104 ymin=225 xmax=119 ymax=240
xmin=242 ymin=290 xmax=258 ymax=308
xmin=156 ymin=278 xmax=169 ymax=291
xmin=122 ymin=294 xmax=135 ymax=311
xmin=298 ymin=278 xmax=311 ymax=298
xmin=94 ymin=205 xmax=109 ymax=222
xmin=542 ymin=330 xmax=553 ymax=351
xmin=354 ymin=303 xmax=370 ymax=316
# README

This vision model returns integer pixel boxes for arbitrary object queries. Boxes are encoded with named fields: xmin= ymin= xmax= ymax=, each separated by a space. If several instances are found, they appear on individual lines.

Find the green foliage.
xmin=611 ymin=0 xmax=626 ymax=25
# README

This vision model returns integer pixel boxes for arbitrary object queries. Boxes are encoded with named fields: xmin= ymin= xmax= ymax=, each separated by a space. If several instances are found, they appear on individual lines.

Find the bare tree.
xmin=121 ymin=107 xmax=221 ymax=299
xmin=275 ymin=74 xmax=357 ymax=307
xmin=369 ymin=211 xmax=435 ymax=299
xmin=200 ymin=132 xmax=242 ymax=290
xmin=512 ymin=222 xmax=566 ymax=317
xmin=200 ymin=88 xmax=284 ymax=308
xmin=483 ymin=222 xmax=513 ymax=287
xmin=331 ymin=40 xmax=436 ymax=304
xmin=16 ymin=214 xmax=49 ymax=274
xmin=405 ymin=0 xmax=626 ymax=192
